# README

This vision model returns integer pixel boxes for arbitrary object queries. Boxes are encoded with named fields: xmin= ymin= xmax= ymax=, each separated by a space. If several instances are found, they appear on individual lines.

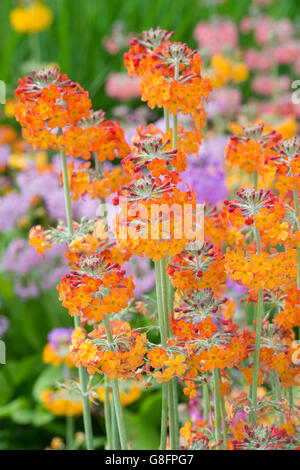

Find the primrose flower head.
xmin=174 ymin=288 xmax=227 ymax=322
xmin=226 ymin=188 xmax=275 ymax=217
xmin=15 ymin=66 xmax=91 ymax=151
xmin=40 ymin=385 xmax=83 ymax=417
xmin=232 ymin=424 xmax=297 ymax=450
xmin=130 ymin=27 xmax=174 ymax=51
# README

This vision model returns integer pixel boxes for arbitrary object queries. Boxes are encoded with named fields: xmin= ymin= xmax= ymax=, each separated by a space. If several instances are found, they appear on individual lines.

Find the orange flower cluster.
xmin=225 ymin=247 xmax=297 ymax=291
xmin=167 ymin=243 xmax=227 ymax=295
xmin=42 ymin=342 xmax=75 ymax=368
xmin=144 ymin=288 xmax=251 ymax=393
xmin=63 ymin=110 xmax=130 ymax=161
xmin=15 ymin=67 xmax=91 ymax=151
xmin=57 ymin=259 xmax=134 ymax=323
xmin=226 ymin=123 xmax=281 ymax=180
xmin=114 ymin=177 xmax=199 ymax=261
xmin=274 ymin=288 xmax=300 ymax=330
xmin=67 ymin=161 xmax=130 ymax=201
xmin=29 ymin=225 xmax=52 ymax=256
xmin=70 ymin=321 xmax=147 ymax=380
xmin=122 ymin=135 xmax=187 ymax=183
xmin=15 ymin=67 xmax=129 ymax=162
xmin=40 ymin=387 xmax=83 ymax=417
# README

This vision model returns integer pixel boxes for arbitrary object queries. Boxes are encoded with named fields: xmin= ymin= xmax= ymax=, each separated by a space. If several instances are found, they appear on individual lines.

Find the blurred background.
xmin=0 ymin=0 xmax=299 ymax=449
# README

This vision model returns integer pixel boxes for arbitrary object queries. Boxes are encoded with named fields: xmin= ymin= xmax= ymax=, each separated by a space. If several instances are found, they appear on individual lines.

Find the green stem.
xmin=250 ymin=289 xmax=264 ymax=423
xmin=164 ymin=108 xmax=170 ymax=132
xmin=66 ymin=415 xmax=74 ymax=450
xmin=220 ymin=394 xmax=228 ymax=450
xmin=104 ymin=376 xmax=112 ymax=450
xmin=203 ymin=379 xmax=210 ymax=422
xmin=167 ymin=87 xmax=180 ymax=449
xmin=253 ymin=170 xmax=258 ymax=191
xmin=155 ymin=259 xmax=178 ymax=449
xmin=103 ymin=314 xmax=128 ymax=450
xmin=273 ymin=371 xmax=283 ymax=425
xmin=160 ymin=259 xmax=177 ymax=450
xmin=288 ymin=387 xmax=294 ymax=409
xmin=155 ymin=261 xmax=168 ymax=449
xmin=250 ymin=226 xmax=264 ymax=423
xmin=159 ymin=381 xmax=168 ymax=450
xmin=111 ymin=396 xmax=121 ymax=450
xmin=60 ymin=150 xmax=94 ymax=450
xmin=213 ymin=368 xmax=222 ymax=449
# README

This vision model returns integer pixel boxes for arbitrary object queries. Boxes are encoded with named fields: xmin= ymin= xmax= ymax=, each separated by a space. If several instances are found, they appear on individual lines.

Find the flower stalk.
xmin=213 ymin=368 xmax=222 ymax=449
xmin=60 ymin=150 xmax=94 ymax=450
xmin=103 ymin=313 xmax=128 ymax=450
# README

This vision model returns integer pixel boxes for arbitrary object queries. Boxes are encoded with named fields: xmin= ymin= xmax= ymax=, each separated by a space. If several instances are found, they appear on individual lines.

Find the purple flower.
xmin=124 ymin=255 xmax=155 ymax=298
xmin=48 ymin=328 xmax=73 ymax=349
xmin=1 ymin=238 xmax=67 ymax=298
xmin=179 ymin=135 xmax=228 ymax=205
xmin=0 ymin=145 xmax=10 ymax=167
xmin=0 ymin=316 xmax=9 ymax=339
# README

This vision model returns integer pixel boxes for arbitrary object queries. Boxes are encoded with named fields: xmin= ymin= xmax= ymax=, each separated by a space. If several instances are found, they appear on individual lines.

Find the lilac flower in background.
xmin=226 ymin=278 xmax=247 ymax=298
xmin=0 ymin=145 xmax=10 ymax=167
xmin=0 ymin=155 xmax=101 ymax=231
xmin=1 ymin=239 xmax=40 ymax=275
xmin=124 ymin=255 xmax=156 ymax=298
xmin=0 ymin=316 xmax=9 ymax=339
xmin=189 ymin=398 xmax=202 ymax=422
xmin=1 ymin=238 xmax=67 ymax=298
xmin=0 ymin=192 xmax=31 ymax=231
xmin=205 ymin=88 xmax=241 ymax=119
xmin=15 ymin=282 xmax=39 ymax=299
xmin=179 ymin=135 xmax=228 ymax=205
xmin=48 ymin=328 xmax=73 ymax=349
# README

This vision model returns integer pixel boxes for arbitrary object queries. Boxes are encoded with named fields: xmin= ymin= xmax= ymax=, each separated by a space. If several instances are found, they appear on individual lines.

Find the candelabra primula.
xmin=18 ymin=25 xmax=300 ymax=451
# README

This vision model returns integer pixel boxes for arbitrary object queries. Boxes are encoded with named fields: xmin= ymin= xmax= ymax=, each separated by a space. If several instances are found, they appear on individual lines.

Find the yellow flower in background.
xmin=210 ymin=54 xmax=249 ymax=87
xmin=274 ymin=116 xmax=298 ymax=139
xmin=5 ymin=99 xmax=16 ymax=118
xmin=232 ymin=62 xmax=249 ymax=83
xmin=40 ymin=388 xmax=83 ymax=417
xmin=42 ymin=342 xmax=76 ymax=368
xmin=10 ymin=1 xmax=53 ymax=34
xmin=97 ymin=381 xmax=142 ymax=407
xmin=8 ymin=150 xmax=48 ymax=171
xmin=49 ymin=437 xmax=64 ymax=450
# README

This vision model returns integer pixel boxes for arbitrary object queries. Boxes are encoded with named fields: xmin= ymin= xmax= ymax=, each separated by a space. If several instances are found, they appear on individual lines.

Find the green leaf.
xmin=5 ymin=355 xmax=41 ymax=387
xmin=139 ymin=391 xmax=162 ymax=428
xmin=124 ymin=410 xmax=159 ymax=450
xmin=0 ymin=397 xmax=27 ymax=419
xmin=32 ymin=364 xmax=63 ymax=402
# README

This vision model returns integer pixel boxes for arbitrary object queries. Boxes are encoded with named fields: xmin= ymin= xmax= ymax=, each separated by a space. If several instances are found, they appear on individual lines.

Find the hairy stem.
xmin=220 ymin=394 xmax=228 ymax=450
xmin=250 ymin=226 xmax=264 ymax=423
xmin=213 ymin=368 xmax=222 ymax=449
xmin=104 ymin=376 xmax=112 ymax=449
xmin=60 ymin=150 xmax=94 ymax=450
xmin=66 ymin=415 xmax=74 ymax=450
xmin=103 ymin=314 xmax=128 ymax=450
